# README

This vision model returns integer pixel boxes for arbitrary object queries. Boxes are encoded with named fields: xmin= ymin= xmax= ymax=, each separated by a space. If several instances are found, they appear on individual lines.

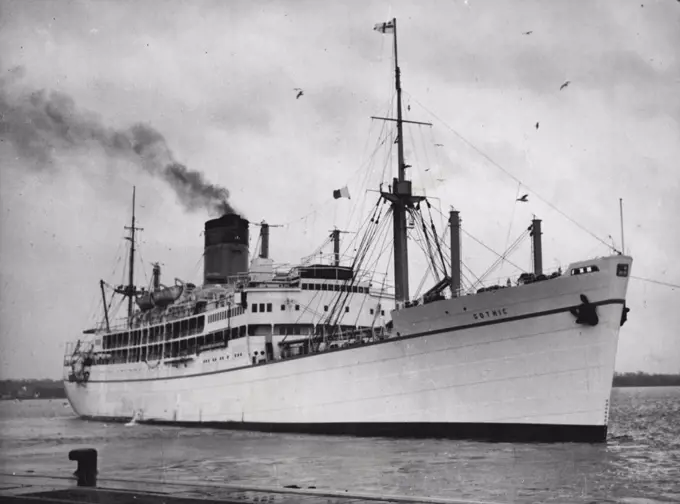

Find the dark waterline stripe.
xmin=78 ymin=417 xmax=608 ymax=444
xmin=70 ymin=298 xmax=625 ymax=385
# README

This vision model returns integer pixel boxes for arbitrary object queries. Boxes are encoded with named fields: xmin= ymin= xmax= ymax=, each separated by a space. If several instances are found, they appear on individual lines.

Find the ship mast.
xmin=121 ymin=186 xmax=143 ymax=327
xmin=376 ymin=18 xmax=429 ymax=306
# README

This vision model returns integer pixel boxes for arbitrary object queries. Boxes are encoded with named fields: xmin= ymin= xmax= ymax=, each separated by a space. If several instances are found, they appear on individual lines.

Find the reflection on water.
xmin=1 ymin=387 xmax=678 ymax=503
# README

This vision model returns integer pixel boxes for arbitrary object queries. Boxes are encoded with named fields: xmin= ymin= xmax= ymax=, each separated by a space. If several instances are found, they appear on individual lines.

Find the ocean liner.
xmin=63 ymin=19 xmax=633 ymax=443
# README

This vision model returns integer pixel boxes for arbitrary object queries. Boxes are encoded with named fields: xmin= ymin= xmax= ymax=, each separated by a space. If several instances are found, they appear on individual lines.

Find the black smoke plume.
xmin=0 ymin=73 xmax=236 ymax=217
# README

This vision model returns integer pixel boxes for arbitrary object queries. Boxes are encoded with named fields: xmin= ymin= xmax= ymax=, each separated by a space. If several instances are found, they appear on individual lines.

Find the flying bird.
xmin=517 ymin=194 xmax=529 ymax=202
xmin=294 ymin=88 xmax=304 ymax=99
xmin=535 ymin=122 xmax=539 ymax=130
xmin=434 ymin=143 xmax=444 ymax=147
xmin=522 ymin=31 xmax=533 ymax=35
xmin=559 ymin=81 xmax=571 ymax=91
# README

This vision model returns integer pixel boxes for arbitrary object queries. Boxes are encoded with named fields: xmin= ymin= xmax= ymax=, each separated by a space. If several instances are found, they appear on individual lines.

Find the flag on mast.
xmin=373 ymin=20 xmax=395 ymax=34
xmin=333 ymin=186 xmax=351 ymax=200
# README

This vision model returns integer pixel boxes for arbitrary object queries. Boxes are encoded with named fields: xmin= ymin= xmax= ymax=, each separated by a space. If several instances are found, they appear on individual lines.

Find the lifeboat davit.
xmin=136 ymin=292 xmax=154 ymax=311
xmin=151 ymin=285 xmax=183 ymax=307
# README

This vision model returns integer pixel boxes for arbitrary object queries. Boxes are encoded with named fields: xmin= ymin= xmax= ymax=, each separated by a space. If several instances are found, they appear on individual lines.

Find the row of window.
xmin=251 ymin=302 xmax=385 ymax=316
xmin=103 ymin=316 xmax=206 ymax=350
xmin=93 ymin=329 xmax=244 ymax=365
xmin=102 ymin=302 xmax=387 ymax=350
xmin=571 ymin=265 xmax=600 ymax=275
xmin=90 ymin=322 xmax=379 ymax=357
xmin=301 ymin=283 xmax=367 ymax=293
xmin=208 ymin=305 xmax=245 ymax=324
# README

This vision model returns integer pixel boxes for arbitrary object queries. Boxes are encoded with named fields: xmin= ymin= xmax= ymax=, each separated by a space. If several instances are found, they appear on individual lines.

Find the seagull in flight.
xmin=434 ymin=143 xmax=444 ymax=147
xmin=559 ymin=81 xmax=571 ymax=91
xmin=517 ymin=194 xmax=529 ymax=202
xmin=522 ymin=31 xmax=533 ymax=35
xmin=294 ymin=88 xmax=304 ymax=99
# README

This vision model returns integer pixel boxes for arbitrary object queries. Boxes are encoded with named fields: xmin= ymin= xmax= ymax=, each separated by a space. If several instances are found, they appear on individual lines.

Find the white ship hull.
xmin=64 ymin=255 xmax=631 ymax=442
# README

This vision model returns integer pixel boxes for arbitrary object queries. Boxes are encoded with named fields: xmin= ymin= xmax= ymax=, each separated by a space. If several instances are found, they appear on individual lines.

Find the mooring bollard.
xmin=68 ymin=448 xmax=97 ymax=487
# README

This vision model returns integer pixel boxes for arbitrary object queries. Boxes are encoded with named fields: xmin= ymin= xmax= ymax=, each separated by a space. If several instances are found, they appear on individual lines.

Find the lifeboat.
xmin=151 ymin=285 xmax=183 ymax=307
xmin=136 ymin=292 xmax=154 ymax=311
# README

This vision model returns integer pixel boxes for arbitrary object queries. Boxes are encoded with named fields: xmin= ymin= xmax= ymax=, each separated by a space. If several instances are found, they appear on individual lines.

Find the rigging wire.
xmin=135 ymin=236 xmax=149 ymax=288
xmin=460 ymin=227 xmax=525 ymax=273
xmin=631 ymin=276 xmax=680 ymax=289
xmin=473 ymin=227 xmax=531 ymax=289
xmin=405 ymin=94 xmax=617 ymax=253
xmin=502 ymin=181 xmax=523 ymax=270
xmin=462 ymin=263 xmax=483 ymax=293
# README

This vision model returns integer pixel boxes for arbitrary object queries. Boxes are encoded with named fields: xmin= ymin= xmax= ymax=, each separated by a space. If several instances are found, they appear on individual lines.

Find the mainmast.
xmin=375 ymin=18 xmax=429 ymax=306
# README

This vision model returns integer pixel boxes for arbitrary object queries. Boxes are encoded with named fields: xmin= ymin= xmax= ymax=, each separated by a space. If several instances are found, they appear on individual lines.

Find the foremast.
xmin=375 ymin=18 xmax=428 ymax=306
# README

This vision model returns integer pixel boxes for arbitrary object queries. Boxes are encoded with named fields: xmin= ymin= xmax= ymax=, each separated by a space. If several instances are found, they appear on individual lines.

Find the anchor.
xmin=620 ymin=302 xmax=630 ymax=326
xmin=570 ymin=294 xmax=599 ymax=326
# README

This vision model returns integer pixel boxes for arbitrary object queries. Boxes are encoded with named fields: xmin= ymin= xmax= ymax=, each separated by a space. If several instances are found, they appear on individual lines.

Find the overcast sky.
xmin=1 ymin=0 xmax=678 ymax=379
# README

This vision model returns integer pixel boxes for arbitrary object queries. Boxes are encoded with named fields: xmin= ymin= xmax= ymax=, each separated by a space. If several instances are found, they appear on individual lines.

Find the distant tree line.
xmin=0 ymin=379 xmax=66 ymax=400
xmin=612 ymin=372 xmax=680 ymax=387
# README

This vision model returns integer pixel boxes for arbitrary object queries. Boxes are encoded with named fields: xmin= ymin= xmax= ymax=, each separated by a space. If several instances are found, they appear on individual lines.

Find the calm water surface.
xmin=1 ymin=387 xmax=678 ymax=503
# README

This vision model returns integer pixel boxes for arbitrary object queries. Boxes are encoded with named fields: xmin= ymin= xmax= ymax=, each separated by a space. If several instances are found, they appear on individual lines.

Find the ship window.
xmin=295 ymin=305 xmax=300 ymax=311
xmin=322 ymin=284 xmax=328 ymax=291
xmin=252 ymin=304 xmax=258 ymax=313
xmin=370 ymin=309 xmax=374 ymax=315
xmin=324 ymin=305 xmax=329 ymax=311
xmin=381 ymin=310 xmax=385 ymax=316
xmin=571 ymin=265 xmax=600 ymax=275
xmin=345 ymin=306 xmax=349 ymax=313
xmin=281 ymin=304 xmax=286 ymax=311
xmin=617 ymin=264 xmax=629 ymax=277
xmin=259 ymin=303 xmax=265 ymax=312
xmin=267 ymin=303 xmax=272 ymax=312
